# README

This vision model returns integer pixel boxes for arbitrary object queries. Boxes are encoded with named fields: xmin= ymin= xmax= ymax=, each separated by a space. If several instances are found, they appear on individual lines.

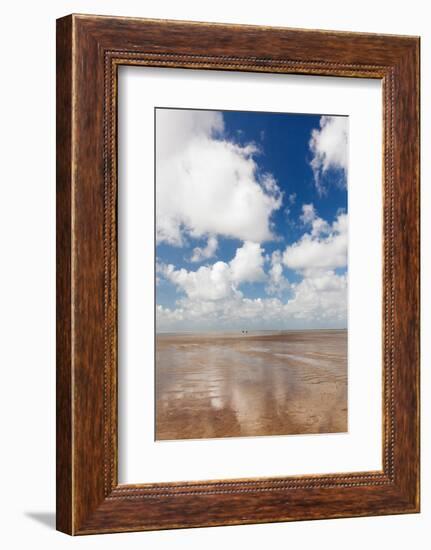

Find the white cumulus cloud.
xmin=156 ymin=109 xmax=282 ymax=245
xmin=229 ymin=241 xmax=266 ymax=284
xmin=309 ymin=116 xmax=348 ymax=194
xmin=156 ymin=271 xmax=347 ymax=331
xmin=159 ymin=241 xmax=265 ymax=303
xmin=159 ymin=261 xmax=236 ymax=302
xmin=299 ymin=203 xmax=330 ymax=237
xmin=190 ymin=236 xmax=218 ymax=263
xmin=266 ymin=250 xmax=290 ymax=296
xmin=285 ymin=271 xmax=347 ymax=322
xmin=283 ymin=206 xmax=347 ymax=273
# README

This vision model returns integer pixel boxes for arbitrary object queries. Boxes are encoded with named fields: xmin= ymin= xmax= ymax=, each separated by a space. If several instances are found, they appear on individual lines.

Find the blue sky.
xmin=155 ymin=108 xmax=348 ymax=332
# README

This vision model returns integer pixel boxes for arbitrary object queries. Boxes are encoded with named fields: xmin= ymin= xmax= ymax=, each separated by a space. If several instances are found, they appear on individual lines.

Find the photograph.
xmin=155 ymin=107 xmax=349 ymax=440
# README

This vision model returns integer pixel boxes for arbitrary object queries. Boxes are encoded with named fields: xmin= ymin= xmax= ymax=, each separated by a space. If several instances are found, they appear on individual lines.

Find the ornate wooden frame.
xmin=56 ymin=14 xmax=420 ymax=534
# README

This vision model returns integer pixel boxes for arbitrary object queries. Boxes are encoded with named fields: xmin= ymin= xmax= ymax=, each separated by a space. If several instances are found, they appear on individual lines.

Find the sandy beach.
xmin=155 ymin=330 xmax=347 ymax=440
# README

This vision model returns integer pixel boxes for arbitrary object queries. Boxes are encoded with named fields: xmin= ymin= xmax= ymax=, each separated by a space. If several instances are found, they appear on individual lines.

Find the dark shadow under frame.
xmin=56 ymin=14 xmax=420 ymax=535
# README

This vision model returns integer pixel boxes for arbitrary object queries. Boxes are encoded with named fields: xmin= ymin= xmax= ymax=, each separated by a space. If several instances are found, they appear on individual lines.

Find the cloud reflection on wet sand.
xmin=156 ymin=330 xmax=347 ymax=440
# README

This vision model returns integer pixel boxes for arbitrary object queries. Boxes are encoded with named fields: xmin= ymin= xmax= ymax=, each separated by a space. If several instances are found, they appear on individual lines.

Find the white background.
xmin=0 ymin=1 xmax=428 ymax=548
xmin=119 ymin=68 xmax=382 ymax=483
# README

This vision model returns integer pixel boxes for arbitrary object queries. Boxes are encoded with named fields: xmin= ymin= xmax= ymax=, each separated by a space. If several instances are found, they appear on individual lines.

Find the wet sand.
xmin=155 ymin=330 xmax=347 ymax=440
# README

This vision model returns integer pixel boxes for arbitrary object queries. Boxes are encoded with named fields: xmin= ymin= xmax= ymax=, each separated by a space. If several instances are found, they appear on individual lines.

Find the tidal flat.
xmin=155 ymin=329 xmax=347 ymax=440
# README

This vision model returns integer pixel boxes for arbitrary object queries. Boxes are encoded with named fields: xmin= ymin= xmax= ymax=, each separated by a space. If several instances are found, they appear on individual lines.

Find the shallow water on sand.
xmin=155 ymin=330 xmax=347 ymax=440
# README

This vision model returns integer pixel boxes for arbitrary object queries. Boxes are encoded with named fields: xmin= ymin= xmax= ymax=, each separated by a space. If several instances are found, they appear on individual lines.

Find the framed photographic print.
xmin=56 ymin=14 xmax=420 ymax=534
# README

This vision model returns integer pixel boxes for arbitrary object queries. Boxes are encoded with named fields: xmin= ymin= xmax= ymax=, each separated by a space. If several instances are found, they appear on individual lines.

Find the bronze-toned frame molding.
xmin=56 ymin=14 xmax=420 ymax=534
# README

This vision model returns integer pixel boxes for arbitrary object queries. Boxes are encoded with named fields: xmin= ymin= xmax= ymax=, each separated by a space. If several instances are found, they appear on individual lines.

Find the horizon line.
xmin=156 ymin=327 xmax=347 ymax=334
